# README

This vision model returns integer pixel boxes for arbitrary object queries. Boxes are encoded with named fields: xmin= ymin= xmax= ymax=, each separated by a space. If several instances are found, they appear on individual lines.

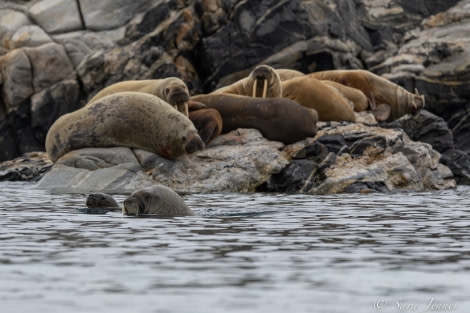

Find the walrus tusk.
xmin=262 ymin=79 xmax=268 ymax=98
xmin=184 ymin=102 xmax=189 ymax=117
xmin=369 ymin=92 xmax=376 ymax=110
xmin=252 ymin=79 xmax=257 ymax=97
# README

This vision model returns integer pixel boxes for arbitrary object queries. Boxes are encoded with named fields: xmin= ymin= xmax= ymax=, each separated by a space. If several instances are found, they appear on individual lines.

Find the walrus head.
xmin=249 ymin=65 xmax=282 ymax=98
xmin=86 ymin=193 xmax=119 ymax=209
xmin=122 ymin=194 xmax=145 ymax=216
xmin=158 ymin=78 xmax=191 ymax=117
xmin=183 ymin=131 xmax=205 ymax=154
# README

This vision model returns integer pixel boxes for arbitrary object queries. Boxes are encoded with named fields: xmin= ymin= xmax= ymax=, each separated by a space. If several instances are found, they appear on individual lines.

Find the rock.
xmin=0 ymin=48 xmax=33 ymax=112
xmin=37 ymin=129 xmax=292 ymax=194
xmin=79 ymin=0 xmax=150 ymax=31
xmin=29 ymin=0 xmax=83 ymax=34
xmin=0 ymin=151 xmax=52 ymax=182
xmin=24 ymin=42 xmax=76 ymax=92
xmin=266 ymin=122 xmax=456 ymax=193
xmin=440 ymin=149 xmax=470 ymax=185
xmin=0 ymin=8 xmax=30 ymax=49
xmin=382 ymin=110 xmax=455 ymax=153
xmin=31 ymin=79 xmax=81 ymax=143
xmin=10 ymin=25 xmax=52 ymax=49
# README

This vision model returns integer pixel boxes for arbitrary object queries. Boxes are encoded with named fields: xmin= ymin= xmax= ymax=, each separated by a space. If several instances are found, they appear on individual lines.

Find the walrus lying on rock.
xmin=87 ymin=79 xmax=222 ymax=144
xmin=88 ymin=77 xmax=191 ymax=117
xmin=215 ymin=64 xmax=282 ymax=98
xmin=45 ymin=92 xmax=204 ymax=162
xmin=85 ymin=185 xmax=196 ymax=217
xmin=308 ymin=69 xmax=425 ymax=122
xmin=191 ymin=93 xmax=318 ymax=144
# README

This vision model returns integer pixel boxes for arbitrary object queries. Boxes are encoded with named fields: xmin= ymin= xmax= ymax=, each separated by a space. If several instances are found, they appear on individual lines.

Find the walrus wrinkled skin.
xmin=281 ymin=76 xmax=357 ymax=122
xmin=191 ymin=93 xmax=318 ymax=144
xmin=215 ymin=64 xmax=282 ymax=98
xmin=86 ymin=193 xmax=120 ymax=209
xmin=123 ymin=185 xmax=196 ymax=217
xmin=188 ymin=100 xmax=223 ymax=144
xmin=45 ymin=92 xmax=204 ymax=162
xmin=309 ymin=69 xmax=425 ymax=122
xmin=87 ymin=77 xmax=191 ymax=116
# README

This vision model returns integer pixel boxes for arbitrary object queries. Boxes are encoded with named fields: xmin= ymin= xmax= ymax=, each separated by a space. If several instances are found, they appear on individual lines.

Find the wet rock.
xmin=0 ymin=151 xmax=52 ymax=182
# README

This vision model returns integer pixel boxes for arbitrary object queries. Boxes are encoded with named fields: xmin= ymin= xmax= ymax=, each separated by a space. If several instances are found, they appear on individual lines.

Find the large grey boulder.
xmin=36 ymin=129 xmax=293 ymax=194
xmin=29 ymin=0 xmax=83 ymax=34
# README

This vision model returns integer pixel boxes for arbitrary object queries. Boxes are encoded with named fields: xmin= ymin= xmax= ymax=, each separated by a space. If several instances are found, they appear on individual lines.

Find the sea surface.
xmin=1 ymin=181 xmax=469 ymax=313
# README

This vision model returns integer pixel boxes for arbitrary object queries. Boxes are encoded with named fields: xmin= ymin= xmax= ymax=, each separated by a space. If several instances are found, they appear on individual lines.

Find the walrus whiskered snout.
xmin=123 ymin=196 xmax=143 ymax=216
xmin=184 ymin=133 xmax=205 ymax=154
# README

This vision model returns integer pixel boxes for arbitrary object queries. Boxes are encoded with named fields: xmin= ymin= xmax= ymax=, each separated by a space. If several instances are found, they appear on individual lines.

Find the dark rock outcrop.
xmin=0 ymin=0 xmax=468 ymax=191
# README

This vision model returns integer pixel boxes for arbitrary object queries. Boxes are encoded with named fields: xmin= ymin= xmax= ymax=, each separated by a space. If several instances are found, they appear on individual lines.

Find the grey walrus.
xmin=123 ymin=185 xmax=196 ymax=217
xmin=86 ymin=192 xmax=120 ymax=209
xmin=45 ymin=92 xmax=204 ymax=162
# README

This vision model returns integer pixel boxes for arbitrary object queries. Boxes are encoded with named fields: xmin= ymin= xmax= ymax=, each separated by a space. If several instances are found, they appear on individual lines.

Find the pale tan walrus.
xmin=309 ymin=69 xmax=425 ymax=121
xmin=281 ymin=76 xmax=357 ymax=122
xmin=215 ymin=64 xmax=282 ymax=98
xmin=88 ymin=77 xmax=191 ymax=117
xmin=45 ymin=92 xmax=204 ymax=162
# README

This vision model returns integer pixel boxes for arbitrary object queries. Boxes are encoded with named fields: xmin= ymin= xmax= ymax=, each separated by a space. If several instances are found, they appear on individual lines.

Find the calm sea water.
xmin=1 ymin=181 xmax=469 ymax=313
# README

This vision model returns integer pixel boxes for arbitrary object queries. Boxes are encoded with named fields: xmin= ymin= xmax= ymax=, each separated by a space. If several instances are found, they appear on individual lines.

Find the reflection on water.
xmin=1 ymin=182 xmax=470 ymax=313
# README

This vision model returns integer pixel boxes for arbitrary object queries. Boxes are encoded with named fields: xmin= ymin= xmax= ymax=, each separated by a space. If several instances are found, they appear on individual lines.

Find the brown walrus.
xmin=191 ymin=93 xmax=318 ymax=144
xmin=45 ymin=92 xmax=204 ymax=162
xmin=123 ymin=185 xmax=196 ymax=217
xmin=309 ymin=69 xmax=425 ymax=121
xmin=215 ymin=64 xmax=282 ymax=98
xmin=188 ymin=100 xmax=223 ymax=144
xmin=87 ymin=77 xmax=191 ymax=117
xmin=281 ymin=76 xmax=357 ymax=122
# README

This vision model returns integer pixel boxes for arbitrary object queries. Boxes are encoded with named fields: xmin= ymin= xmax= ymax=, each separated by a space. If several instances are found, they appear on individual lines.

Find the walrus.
xmin=276 ymin=68 xmax=305 ymax=81
xmin=308 ymin=69 xmax=425 ymax=121
xmin=123 ymin=185 xmax=196 ymax=217
xmin=45 ymin=92 xmax=205 ymax=162
xmin=87 ymin=77 xmax=191 ymax=117
xmin=321 ymin=80 xmax=370 ymax=112
xmin=281 ymin=76 xmax=357 ymax=122
xmin=215 ymin=64 xmax=282 ymax=98
xmin=276 ymin=69 xmax=369 ymax=112
xmin=188 ymin=100 xmax=223 ymax=144
xmin=86 ymin=192 xmax=120 ymax=209
xmin=191 ymin=93 xmax=318 ymax=144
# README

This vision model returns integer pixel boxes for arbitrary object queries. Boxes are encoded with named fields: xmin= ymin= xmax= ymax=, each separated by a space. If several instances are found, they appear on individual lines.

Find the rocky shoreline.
xmin=1 ymin=0 xmax=469 ymax=194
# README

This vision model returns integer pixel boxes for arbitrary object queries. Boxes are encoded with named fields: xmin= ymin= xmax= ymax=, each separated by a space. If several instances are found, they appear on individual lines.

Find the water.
xmin=1 ymin=181 xmax=469 ymax=313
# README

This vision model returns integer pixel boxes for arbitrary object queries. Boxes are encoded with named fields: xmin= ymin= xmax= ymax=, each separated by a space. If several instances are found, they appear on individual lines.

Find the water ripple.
xmin=1 ymin=182 xmax=470 ymax=312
